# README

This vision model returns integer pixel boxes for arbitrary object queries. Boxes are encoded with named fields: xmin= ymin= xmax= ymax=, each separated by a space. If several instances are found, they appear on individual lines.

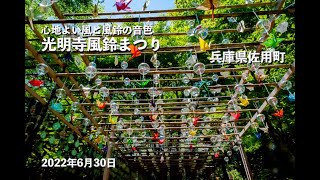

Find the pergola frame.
xmin=24 ymin=0 xmax=295 ymax=179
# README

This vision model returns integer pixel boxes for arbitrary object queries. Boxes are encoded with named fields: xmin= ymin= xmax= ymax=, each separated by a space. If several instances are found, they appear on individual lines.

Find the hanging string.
xmin=251 ymin=102 xmax=258 ymax=119
xmin=253 ymin=101 xmax=267 ymax=127
xmin=248 ymin=101 xmax=266 ymax=132
xmin=220 ymin=32 xmax=226 ymax=67
xmin=147 ymin=12 xmax=151 ymax=26
xmin=273 ymin=76 xmax=278 ymax=84
xmin=227 ymin=9 xmax=238 ymax=24
xmin=109 ymin=14 xmax=114 ymax=27
xmin=262 ymin=83 xmax=270 ymax=95
xmin=232 ymin=70 xmax=239 ymax=84
xmin=195 ymin=13 xmax=200 ymax=25
xmin=60 ymin=77 xmax=68 ymax=91
xmin=252 ymin=10 xmax=260 ymax=20
xmin=193 ymin=45 xmax=198 ymax=59
xmin=54 ymin=78 xmax=68 ymax=104
xmin=70 ymin=83 xmax=75 ymax=90
xmin=130 ymin=92 xmax=133 ymax=132
xmin=138 ymin=14 xmax=141 ymax=26
xmin=252 ymin=10 xmax=270 ymax=36
xmin=81 ymin=92 xmax=90 ymax=103
xmin=226 ymin=86 xmax=237 ymax=111
xmin=243 ymin=44 xmax=248 ymax=56
xmin=94 ymin=55 xmax=97 ymax=63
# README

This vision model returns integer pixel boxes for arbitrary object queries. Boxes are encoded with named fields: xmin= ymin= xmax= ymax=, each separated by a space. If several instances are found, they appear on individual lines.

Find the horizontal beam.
xmin=28 ymin=28 xmax=256 ymax=42
xmin=85 ymin=96 xmax=263 ymax=103
xmin=70 ymin=83 xmax=277 ymax=94
xmin=110 ymin=134 xmax=238 ymax=140
xmin=83 ymin=97 xmax=266 ymax=107
xmin=104 ymin=126 xmax=245 ymax=132
xmin=93 ymin=109 xmax=258 ymax=117
xmin=56 ymin=64 xmax=291 ymax=77
xmin=94 ymin=75 xmax=242 ymax=84
xmin=97 ymin=64 xmax=240 ymax=71
xmin=85 ymin=28 xmax=256 ymax=38
xmin=98 ymin=119 xmax=250 ymax=125
xmin=63 ymin=2 xmax=277 ymax=17
xmin=26 ymin=9 xmax=294 ymax=24
xmin=38 ymin=42 xmax=262 ymax=55
xmin=37 ymin=40 xmax=294 ymax=55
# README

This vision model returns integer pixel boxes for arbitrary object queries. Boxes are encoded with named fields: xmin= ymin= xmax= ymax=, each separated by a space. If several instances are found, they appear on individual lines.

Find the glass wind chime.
xmin=51 ymin=87 xmax=66 ymax=113
xmin=27 ymin=0 xmax=59 ymax=29
xmin=148 ymin=54 xmax=168 ymax=162
xmin=81 ymin=59 xmax=112 ymax=113
xmin=120 ymin=55 xmax=166 ymax=158
xmin=181 ymin=49 xmax=235 ymax=158
xmin=30 ymin=63 xmax=64 ymax=114
xmin=74 ymin=58 xmax=111 ymax=147
xmin=253 ymin=10 xmax=287 ymax=52
xmin=226 ymin=9 xmax=246 ymax=33
xmin=185 ymin=14 xmax=210 ymax=52
xmin=28 ymin=63 xmax=48 ymax=88
xmin=252 ymin=101 xmax=269 ymax=136
xmin=202 ymin=70 xmax=248 ymax=162
xmin=279 ymin=80 xmax=295 ymax=102
xmin=213 ymin=85 xmax=241 ymax=146
xmin=266 ymin=84 xmax=283 ymax=119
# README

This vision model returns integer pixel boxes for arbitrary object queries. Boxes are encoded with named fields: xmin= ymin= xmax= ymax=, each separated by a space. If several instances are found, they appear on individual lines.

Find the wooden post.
xmin=238 ymin=145 xmax=253 ymax=180
xmin=103 ymin=125 xmax=115 ymax=180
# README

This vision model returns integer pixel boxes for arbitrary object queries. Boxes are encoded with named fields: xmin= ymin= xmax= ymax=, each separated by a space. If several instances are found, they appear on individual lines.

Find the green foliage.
xmin=228 ymin=169 xmax=244 ymax=180
xmin=242 ymin=129 xmax=262 ymax=152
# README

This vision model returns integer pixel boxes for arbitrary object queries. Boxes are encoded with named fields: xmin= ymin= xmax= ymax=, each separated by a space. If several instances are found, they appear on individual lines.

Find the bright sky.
xmin=102 ymin=0 xmax=176 ymax=17
xmin=55 ymin=1 xmax=177 ymax=33
xmin=80 ymin=0 xmax=176 ymax=28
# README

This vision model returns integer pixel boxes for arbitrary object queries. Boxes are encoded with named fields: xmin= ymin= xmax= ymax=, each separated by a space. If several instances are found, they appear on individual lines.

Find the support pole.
xmin=103 ymin=125 xmax=115 ymax=180
xmin=238 ymin=145 xmax=253 ymax=180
